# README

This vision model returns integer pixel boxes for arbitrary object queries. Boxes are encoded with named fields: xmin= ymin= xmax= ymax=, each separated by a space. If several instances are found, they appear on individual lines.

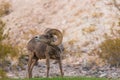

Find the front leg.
xmin=46 ymin=57 xmax=50 ymax=77
xmin=45 ymin=52 xmax=50 ymax=77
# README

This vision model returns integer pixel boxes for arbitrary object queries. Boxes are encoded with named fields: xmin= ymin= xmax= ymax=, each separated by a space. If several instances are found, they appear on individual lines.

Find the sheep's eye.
xmin=35 ymin=36 xmax=38 ymax=38
xmin=35 ymin=36 xmax=40 ymax=39
xmin=48 ymin=34 xmax=53 ymax=38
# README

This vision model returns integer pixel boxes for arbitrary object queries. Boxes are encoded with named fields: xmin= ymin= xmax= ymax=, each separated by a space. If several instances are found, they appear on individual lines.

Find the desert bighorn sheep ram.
xmin=27 ymin=28 xmax=64 ymax=78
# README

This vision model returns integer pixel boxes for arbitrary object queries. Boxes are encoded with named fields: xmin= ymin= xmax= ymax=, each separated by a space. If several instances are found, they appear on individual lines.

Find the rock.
xmin=99 ymin=73 xmax=107 ymax=78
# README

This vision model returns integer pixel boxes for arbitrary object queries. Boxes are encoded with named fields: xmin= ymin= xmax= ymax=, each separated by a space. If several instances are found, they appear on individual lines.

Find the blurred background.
xmin=0 ymin=0 xmax=120 ymax=79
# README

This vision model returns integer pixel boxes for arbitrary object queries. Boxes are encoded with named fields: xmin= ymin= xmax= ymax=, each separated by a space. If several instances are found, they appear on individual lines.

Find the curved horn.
xmin=44 ymin=28 xmax=63 ymax=46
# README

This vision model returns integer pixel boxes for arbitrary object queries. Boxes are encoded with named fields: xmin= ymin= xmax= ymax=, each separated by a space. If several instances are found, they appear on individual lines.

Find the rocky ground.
xmin=6 ymin=58 xmax=120 ymax=79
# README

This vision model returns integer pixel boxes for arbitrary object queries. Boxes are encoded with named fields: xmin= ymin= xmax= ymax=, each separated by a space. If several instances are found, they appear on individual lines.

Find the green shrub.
xmin=0 ymin=44 xmax=18 ymax=59
xmin=0 ymin=19 xmax=6 ymax=41
xmin=0 ymin=19 xmax=18 ymax=59
xmin=0 ymin=68 xmax=6 ymax=78
xmin=0 ymin=19 xmax=18 ymax=78
xmin=0 ymin=1 xmax=18 ymax=78
xmin=99 ymin=38 xmax=120 ymax=66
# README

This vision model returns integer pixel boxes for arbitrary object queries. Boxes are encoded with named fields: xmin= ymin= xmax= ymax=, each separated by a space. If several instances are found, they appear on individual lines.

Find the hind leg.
xmin=28 ymin=53 xmax=38 ymax=78
xmin=58 ymin=57 xmax=64 ymax=77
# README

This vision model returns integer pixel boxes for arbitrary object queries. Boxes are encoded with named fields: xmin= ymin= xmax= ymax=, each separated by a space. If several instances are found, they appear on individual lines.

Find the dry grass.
xmin=0 ymin=13 xmax=18 ymax=78
xmin=0 ymin=1 xmax=11 ymax=17
xmin=82 ymin=26 xmax=96 ymax=34
xmin=99 ymin=38 xmax=120 ymax=66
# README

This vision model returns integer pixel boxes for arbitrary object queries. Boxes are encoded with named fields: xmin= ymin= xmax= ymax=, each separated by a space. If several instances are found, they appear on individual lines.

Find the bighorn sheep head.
xmin=44 ymin=28 xmax=63 ymax=46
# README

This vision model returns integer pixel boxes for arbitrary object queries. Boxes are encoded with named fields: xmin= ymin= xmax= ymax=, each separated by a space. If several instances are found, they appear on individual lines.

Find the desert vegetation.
xmin=0 ymin=1 xmax=11 ymax=17
xmin=0 ymin=19 xmax=18 ymax=78
xmin=0 ymin=1 xmax=18 ymax=78
xmin=99 ymin=38 xmax=120 ymax=67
